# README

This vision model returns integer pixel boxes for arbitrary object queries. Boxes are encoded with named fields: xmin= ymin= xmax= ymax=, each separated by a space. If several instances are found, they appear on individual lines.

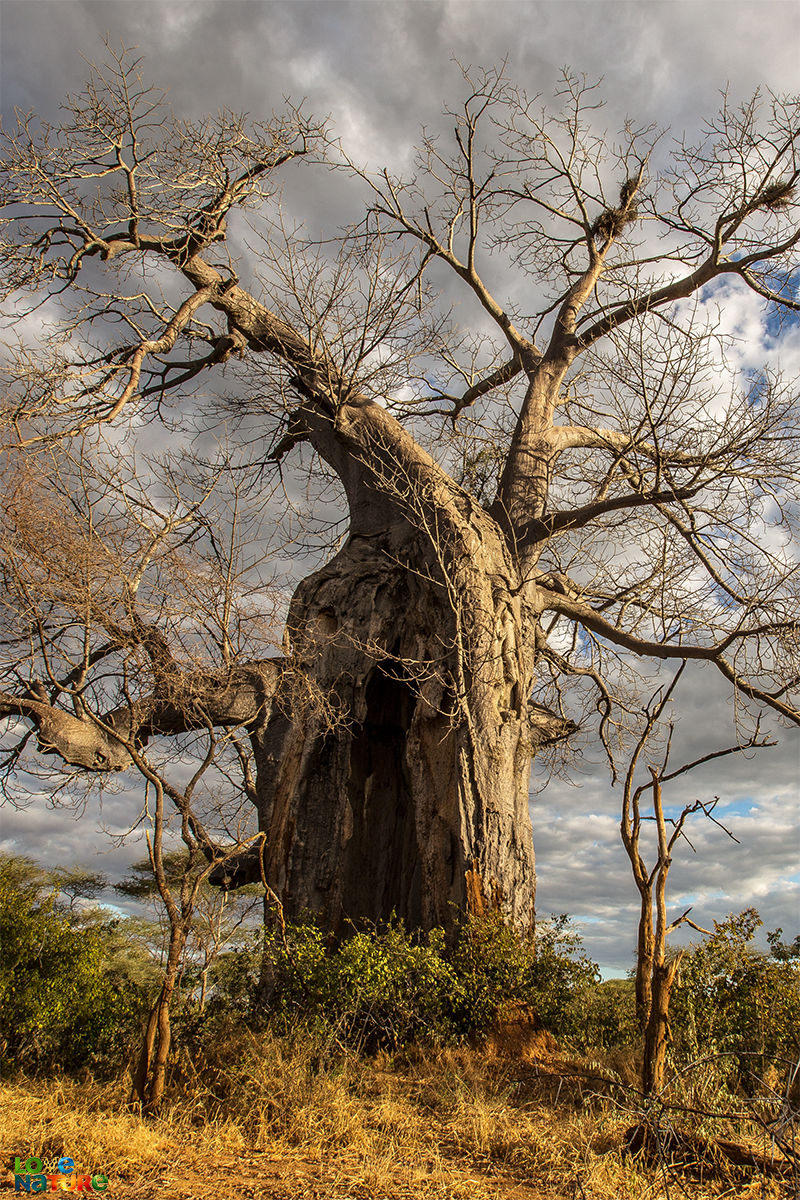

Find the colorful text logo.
xmin=12 ymin=1156 xmax=108 ymax=1193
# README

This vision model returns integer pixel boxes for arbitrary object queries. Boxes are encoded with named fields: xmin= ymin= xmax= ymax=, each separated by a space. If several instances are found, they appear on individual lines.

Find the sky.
xmin=1 ymin=0 xmax=799 ymax=975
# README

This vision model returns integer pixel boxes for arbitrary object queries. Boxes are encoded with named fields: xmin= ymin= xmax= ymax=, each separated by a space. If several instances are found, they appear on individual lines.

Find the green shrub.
xmin=527 ymin=914 xmax=602 ymax=1039
xmin=671 ymin=908 xmax=800 ymax=1085
xmin=445 ymin=912 xmax=534 ymax=1036
xmin=0 ymin=855 xmax=147 ymax=1075
xmin=246 ymin=910 xmax=598 ymax=1051
xmin=578 ymin=978 xmax=638 ymax=1052
xmin=259 ymin=918 xmax=456 ymax=1050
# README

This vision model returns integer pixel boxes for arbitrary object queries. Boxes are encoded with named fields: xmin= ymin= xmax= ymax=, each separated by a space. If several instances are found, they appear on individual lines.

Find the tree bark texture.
xmin=641 ymin=952 xmax=684 ymax=1095
xmin=248 ymin=512 xmax=563 ymax=935
xmin=203 ymin=377 xmax=571 ymax=936
xmin=635 ymin=893 xmax=655 ymax=1032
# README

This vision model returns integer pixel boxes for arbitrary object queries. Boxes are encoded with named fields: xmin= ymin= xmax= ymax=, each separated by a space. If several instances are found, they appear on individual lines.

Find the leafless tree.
xmin=1 ymin=50 xmax=799 ymax=936
xmin=0 ymin=438 xmax=281 ymax=1108
xmin=123 ymin=754 xmax=267 ymax=1113
xmin=620 ymin=663 xmax=774 ymax=1094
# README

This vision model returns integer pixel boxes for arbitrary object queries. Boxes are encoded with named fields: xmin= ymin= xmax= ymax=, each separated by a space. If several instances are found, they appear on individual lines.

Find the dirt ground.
xmin=4 ymin=1151 xmax=561 ymax=1200
xmin=110 ymin=1152 xmax=559 ymax=1200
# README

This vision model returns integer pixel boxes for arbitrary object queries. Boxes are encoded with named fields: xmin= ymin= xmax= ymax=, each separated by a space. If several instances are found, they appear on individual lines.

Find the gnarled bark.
xmin=226 ymin=491 xmax=573 ymax=934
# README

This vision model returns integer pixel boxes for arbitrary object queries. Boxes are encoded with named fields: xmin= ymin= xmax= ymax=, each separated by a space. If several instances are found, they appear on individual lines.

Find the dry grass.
xmin=1 ymin=1034 xmax=794 ymax=1200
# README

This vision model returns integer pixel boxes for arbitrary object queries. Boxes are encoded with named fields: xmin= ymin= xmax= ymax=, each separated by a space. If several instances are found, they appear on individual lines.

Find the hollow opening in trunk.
xmin=342 ymin=665 xmax=422 ymax=928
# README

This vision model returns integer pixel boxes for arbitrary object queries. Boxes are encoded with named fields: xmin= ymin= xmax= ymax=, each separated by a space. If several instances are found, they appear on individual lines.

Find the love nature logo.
xmin=11 ymin=1155 xmax=109 ymax=1193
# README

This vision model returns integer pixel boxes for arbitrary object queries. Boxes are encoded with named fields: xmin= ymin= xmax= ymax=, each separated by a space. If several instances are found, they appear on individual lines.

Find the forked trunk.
xmin=130 ymin=923 xmax=185 ymax=1112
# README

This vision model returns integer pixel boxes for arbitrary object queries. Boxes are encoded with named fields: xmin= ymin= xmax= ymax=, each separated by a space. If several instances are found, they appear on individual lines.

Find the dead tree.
xmin=1 ymin=53 xmax=799 ymax=936
xmin=621 ymin=664 xmax=772 ymax=1094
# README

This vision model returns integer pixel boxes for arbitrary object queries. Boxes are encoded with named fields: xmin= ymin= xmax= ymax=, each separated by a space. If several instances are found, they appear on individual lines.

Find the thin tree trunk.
xmin=145 ymin=924 xmax=185 ymax=1113
xmin=641 ymin=952 xmax=684 ymax=1095
xmin=130 ymin=924 xmax=185 ymax=1112
xmin=640 ymin=768 xmax=683 ymax=1095
xmin=130 ymin=1003 xmax=159 ymax=1106
xmin=635 ymin=890 xmax=654 ymax=1032
xmin=145 ymin=980 xmax=175 ymax=1112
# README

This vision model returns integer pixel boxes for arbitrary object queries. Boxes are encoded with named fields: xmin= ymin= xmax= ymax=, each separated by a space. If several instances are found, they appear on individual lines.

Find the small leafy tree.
xmin=672 ymin=909 xmax=800 ymax=1084
xmin=115 ymin=852 xmax=261 ymax=1011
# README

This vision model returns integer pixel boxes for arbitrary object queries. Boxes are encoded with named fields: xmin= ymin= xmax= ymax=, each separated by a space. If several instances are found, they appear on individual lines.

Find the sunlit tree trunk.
xmin=130 ymin=924 xmax=185 ymax=1113
xmin=254 ymin=525 xmax=553 ymax=934
xmin=641 ymin=951 xmax=684 ymax=1095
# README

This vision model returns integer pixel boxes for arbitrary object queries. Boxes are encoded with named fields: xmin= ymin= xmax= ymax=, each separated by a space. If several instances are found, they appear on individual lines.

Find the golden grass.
xmin=1 ymin=1077 xmax=171 ymax=1175
xmin=1 ymin=1035 xmax=794 ymax=1200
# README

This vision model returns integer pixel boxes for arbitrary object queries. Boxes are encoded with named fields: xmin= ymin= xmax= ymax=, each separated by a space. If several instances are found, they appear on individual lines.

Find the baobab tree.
xmin=1 ymin=52 xmax=799 ymax=936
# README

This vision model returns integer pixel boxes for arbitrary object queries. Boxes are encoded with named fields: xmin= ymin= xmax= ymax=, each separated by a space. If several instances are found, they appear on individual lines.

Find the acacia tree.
xmin=1 ymin=53 xmax=799 ymax=935
xmin=115 ymin=851 xmax=262 ymax=1014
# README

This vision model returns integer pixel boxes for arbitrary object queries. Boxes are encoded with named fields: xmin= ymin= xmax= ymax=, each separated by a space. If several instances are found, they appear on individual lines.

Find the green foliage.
xmin=444 ymin=913 xmax=533 ymax=1036
xmin=767 ymin=926 xmax=800 ymax=962
xmin=578 ymin=978 xmax=638 ymax=1052
xmin=206 ymin=930 xmax=263 ymax=1014
xmin=0 ymin=854 xmax=149 ymax=1075
xmin=5 ymin=848 xmax=797 ymax=1087
xmin=671 ymin=908 xmax=800 ymax=1084
xmin=114 ymin=850 xmax=198 ymax=899
xmin=261 ymin=918 xmax=457 ymax=1050
xmin=239 ymin=911 xmax=599 ymax=1051
xmin=442 ymin=912 xmax=598 ymax=1039
xmin=527 ymin=914 xmax=603 ymax=1037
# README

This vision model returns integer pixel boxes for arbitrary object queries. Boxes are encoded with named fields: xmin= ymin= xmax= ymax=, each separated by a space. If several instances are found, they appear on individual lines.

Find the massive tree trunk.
xmin=255 ymin=523 xmax=540 ymax=934
xmin=236 ymin=400 xmax=572 ymax=934
xmin=1 ymin=246 xmax=580 ymax=940
xmin=1 ymin=375 xmax=574 ymax=939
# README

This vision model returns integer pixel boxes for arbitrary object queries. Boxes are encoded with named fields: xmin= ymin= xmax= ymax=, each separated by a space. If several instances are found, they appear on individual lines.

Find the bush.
xmin=578 ymin=978 xmax=638 ymax=1053
xmin=527 ymin=914 xmax=602 ymax=1040
xmin=259 ymin=918 xmax=455 ymax=1050
xmin=671 ymin=908 xmax=800 ymax=1085
xmin=246 ymin=910 xmax=599 ymax=1051
xmin=0 ymin=855 xmax=147 ymax=1075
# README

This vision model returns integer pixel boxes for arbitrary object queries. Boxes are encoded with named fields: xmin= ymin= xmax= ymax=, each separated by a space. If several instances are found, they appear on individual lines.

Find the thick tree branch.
xmin=522 ymin=483 xmax=703 ymax=545
xmin=0 ymin=659 xmax=283 ymax=771
xmin=548 ymin=424 xmax=707 ymax=463
xmin=575 ymin=223 xmax=800 ymax=350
